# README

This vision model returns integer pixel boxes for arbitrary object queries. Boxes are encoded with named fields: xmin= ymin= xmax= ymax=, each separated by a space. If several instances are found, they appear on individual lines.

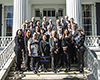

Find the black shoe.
xmin=80 ymin=69 xmax=83 ymax=73
xmin=64 ymin=69 xmax=69 ymax=72
xmin=76 ymin=68 xmax=80 ymax=71
xmin=36 ymin=70 xmax=40 ymax=73
xmin=33 ymin=70 xmax=37 ymax=74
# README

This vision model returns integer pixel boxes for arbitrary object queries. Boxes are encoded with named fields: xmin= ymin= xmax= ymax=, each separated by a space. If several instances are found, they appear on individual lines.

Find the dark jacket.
xmin=40 ymin=40 xmax=50 ymax=56
xmin=49 ymin=37 xmax=60 ymax=52
xmin=14 ymin=35 xmax=24 ymax=51
xmin=75 ymin=33 xmax=85 ymax=50
xmin=70 ymin=30 xmax=78 ymax=42
xmin=62 ymin=37 xmax=73 ymax=54
xmin=24 ymin=36 xmax=30 ymax=52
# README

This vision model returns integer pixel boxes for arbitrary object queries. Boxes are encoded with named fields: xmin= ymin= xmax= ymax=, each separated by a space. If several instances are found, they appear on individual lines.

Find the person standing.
xmin=24 ymin=30 xmax=32 ymax=71
xmin=62 ymin=29 xmax=72 ymax=72
xmin=28 ymin=32 xmax=40 ymax=74
xmin=49 ymin=30 xmax=60 ymax=73
xmin=14 ymin=29 xmax=24 ymax=72
xmin=75 ymin=28 xmax=85 ymax=73
xmin=40 ymin=35 xmax=50 ymax=72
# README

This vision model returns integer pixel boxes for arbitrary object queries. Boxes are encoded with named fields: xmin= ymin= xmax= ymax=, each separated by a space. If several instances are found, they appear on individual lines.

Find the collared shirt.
xmin=59 ymin=34 xmax=62 ymax=40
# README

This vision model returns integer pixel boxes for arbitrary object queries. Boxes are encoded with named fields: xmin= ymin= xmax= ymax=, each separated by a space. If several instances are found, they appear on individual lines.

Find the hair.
xmin=42 ymin=34 xmax=47 ymax=41
xmin=71 ymin=24 xmax=76 ymax=29
xmin=50 ymin=30 xmax=57 ymax=38
xmin=62 ymin=29 xmax=71 ymax=40
xmin=40 ymin=28 xmax=45 ymax=34
xmin=70 ymin=18 xmax=74 ymax=20
xmin=67 ymin=23 xmax=71 ymax=28
xmin=26 ymin=30 xmax=32 ymax=38
xmin=16 ymin=29 xmax=22 ymax=37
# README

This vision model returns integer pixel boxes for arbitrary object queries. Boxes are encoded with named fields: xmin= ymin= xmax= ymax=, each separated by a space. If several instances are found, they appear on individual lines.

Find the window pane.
xmin=4 ymin=6 xmax=13 ymax=18
xmin=52 ymin=11 xmax=55 ymax=17
xmin=43 ymin=11 xmax=47 ymax=16
xmin=6 ymin=20 xmax=13 ymax=36
xmin=48 ymin=11 xmax=51 ymax=17
xmin=58 ymin=10 xmax=63 ymax=16
xmin=35 ymin=9 xmax=40 ymax=17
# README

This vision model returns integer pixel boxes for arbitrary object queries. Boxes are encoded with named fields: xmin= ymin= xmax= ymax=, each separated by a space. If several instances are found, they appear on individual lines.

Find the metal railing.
xmin=0 ymin=36 xmax=13 ymax=48
xmin=0 ymin=39 xmax=15 ymax=70
xmin=84 ymin=44 xmax=98 ymax=80
xmin=85 ymin=36 xmax=100 ymax=47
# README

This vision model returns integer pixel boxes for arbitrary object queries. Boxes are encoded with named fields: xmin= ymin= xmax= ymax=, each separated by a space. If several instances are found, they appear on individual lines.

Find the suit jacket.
xmin=75 ymin=33 xmax=85 ymax=49
xmin=70 ymin=30 xmax=78 ymax=42
xmin=24 ymin=36 xmax=30 ymax=51
xmin=49 ymin=24 xmax=55 ymax=31
xmin=14 ymin=35 xmax=24 ymax=51
xmin=52 ymin=25 xmax=62 ymax=32
xmin=60 ymin=23 xmax=66 ymax=32
xmin=62 ymin=37 xmax=73 ymax=54
xmin=49 ymin=37 xmax=60 ymax=52
xmin=22 ymin=29 xmax=27 ymax=36
xmin=64 ymin=20 xmax=70 ymax=28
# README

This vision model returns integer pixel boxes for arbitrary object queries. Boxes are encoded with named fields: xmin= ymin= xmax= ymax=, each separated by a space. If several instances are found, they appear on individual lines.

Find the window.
xmin=82 ymin=4 xmax=93 ymax=35
xmin=58 ymin=9 xmax=63 ymax=16
xmin=35 ymin=9 xmax=40 ymax=17
xmin=4 ymin=6 xmax=13 ymax=36
xmin=43 ymin=9 xmax=55 ymax=17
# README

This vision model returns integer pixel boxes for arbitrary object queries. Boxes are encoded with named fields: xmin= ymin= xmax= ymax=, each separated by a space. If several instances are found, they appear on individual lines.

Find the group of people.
xmin=14 ymin=16 xmax=85 ymax=74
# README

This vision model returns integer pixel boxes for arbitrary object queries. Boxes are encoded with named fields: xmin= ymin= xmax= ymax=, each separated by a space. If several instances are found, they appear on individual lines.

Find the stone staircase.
xmin=5 ymin=59 xmax=92 ymax=80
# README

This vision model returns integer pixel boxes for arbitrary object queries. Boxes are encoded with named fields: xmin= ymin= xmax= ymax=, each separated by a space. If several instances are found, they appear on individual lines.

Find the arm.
xmin=28 ymin=41 xmax=31 ymax=55
xmin=40 ymin=41 xmax=44 ymax=56
xmin=15 ymin=37 xmax=21 ymax=50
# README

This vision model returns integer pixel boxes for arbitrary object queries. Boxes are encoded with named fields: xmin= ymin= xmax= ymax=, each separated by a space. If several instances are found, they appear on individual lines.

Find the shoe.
xmin=33 ymin=70 xmax=37 ymax=74
xmin=36 ymin=70 xmax=40 ymax=73
xmin=80 ymin=69 xmax=83 ymax=73
xmin=64 ymin=69 xmax=69 ymax=72
xmin=76 ymin=68 xmax=80 ymax=71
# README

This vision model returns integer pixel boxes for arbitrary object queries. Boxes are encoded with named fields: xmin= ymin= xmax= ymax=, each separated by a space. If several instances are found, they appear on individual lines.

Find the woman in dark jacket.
xmin=49 ymin=30 xmax=60 ymax=73
xmin=62 ymin=29 xmax=72 ymax=72
xmin=14 ymin=29 xmax=24 ymax=71
xmin=28 ymin=32 xmax=40 ymax=74
xmin=75 ymin=28 xmax=85 ymax=73
xmin=24 ymin=30 xmax=32 ymax=71
xmin=40 ymin=35 xmax=50 ymax=72
xmin=37 ymin=28 xmax=45 ymax=42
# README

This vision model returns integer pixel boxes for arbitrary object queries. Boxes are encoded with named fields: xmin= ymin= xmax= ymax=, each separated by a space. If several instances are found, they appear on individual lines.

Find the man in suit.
xmin=53 ymin=19 xmax=62 ymax=33
xmin=42 ymin=16 xmax=49 ymax=27
xmin=22 ymin=23 xmax=27 ymax=36
xmin=29 ymin=21 xmax=35 ymax=34
xmin=70 ymin=18 xmax=78 ymax=29
xmin=65 ymin=16 xmax=70 ymax=28
xmin=32 ymin=17 xmax=36 ymax=27
xmin=49 ymin=19 xmax=55 ymax=31
xmin=61 ymin=18 xmax=66 ymax=32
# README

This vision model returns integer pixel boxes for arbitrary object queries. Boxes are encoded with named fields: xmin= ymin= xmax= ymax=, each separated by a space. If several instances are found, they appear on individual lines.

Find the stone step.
xmin=6 ymin=73 xmax=87 ymax=80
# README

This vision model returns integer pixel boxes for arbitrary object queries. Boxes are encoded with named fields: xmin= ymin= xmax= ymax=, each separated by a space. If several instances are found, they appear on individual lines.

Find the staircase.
xmin=5 ymin=59 xmax=90 ymax=80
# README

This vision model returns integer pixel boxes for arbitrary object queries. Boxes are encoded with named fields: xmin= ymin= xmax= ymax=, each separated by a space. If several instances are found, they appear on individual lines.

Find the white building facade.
xmin=0 ymin=0 xmax=100 ymax=36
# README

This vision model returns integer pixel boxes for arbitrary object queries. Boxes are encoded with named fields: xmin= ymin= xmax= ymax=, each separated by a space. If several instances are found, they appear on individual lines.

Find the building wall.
xmin=0 ymin=0 xmax=100 ymax=36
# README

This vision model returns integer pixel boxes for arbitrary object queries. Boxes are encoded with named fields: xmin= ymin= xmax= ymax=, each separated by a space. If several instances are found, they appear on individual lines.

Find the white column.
xmin=13 ymin=0 xmax=28 ymax=38
xmin=66 ymin=0 xmax=82 ymax=28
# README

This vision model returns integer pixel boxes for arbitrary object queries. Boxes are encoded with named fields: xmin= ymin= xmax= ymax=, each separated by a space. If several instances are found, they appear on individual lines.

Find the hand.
xmin=21 ymin=49 xmax=24 ymax=52
xmin=54 ymin=51 xmax=57 ymax=54
xmin=63 ymin=47 xmax=67 ymax=51
xmin=72 ymin=41 xmax=74 ymax=44
xmin=75 ymin=46 xmax=78 ymax=48
xmin=42 ymin=53 xmax=44 ymax=57
xmin=29 ymin=52 xmax=32 ymax=56
xmin=56 ymin=49 xmax=58 ymax=52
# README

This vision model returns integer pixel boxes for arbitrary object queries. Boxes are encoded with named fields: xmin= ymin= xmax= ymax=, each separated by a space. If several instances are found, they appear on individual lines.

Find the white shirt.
xmin=59 ymin=34 xmax=62 ymax=40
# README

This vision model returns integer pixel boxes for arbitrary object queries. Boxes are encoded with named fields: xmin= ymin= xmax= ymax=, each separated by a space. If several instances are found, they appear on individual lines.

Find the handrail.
xmin=0 ymin=39 xmax=15 ymax=70
xmin=84 ymin=44 xmax=98 ymax=80
xmin=0 ymin=36 xmax=12 ymax=48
